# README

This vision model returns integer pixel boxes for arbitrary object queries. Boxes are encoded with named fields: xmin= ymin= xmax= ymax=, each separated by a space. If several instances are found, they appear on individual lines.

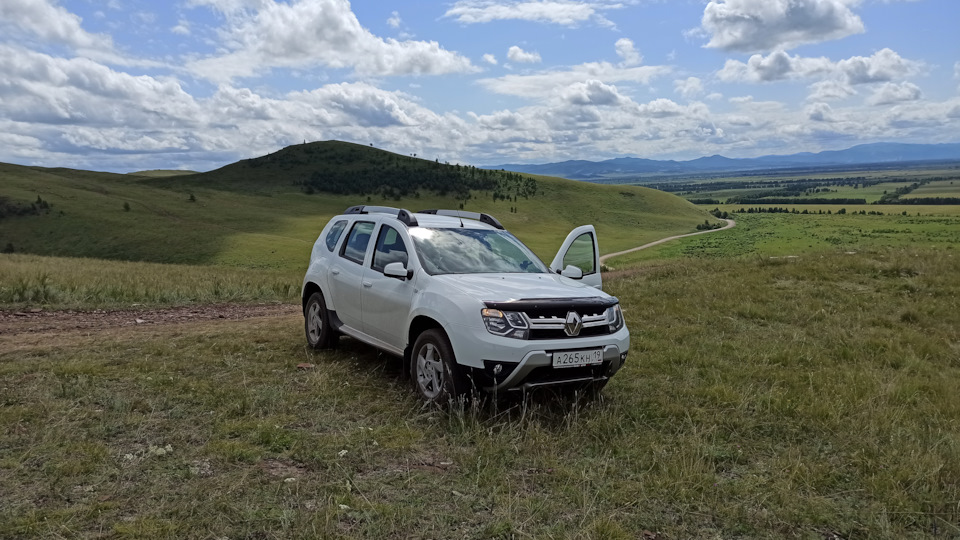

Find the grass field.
xmin=681 ymin=181 xmax=915 ymax=204
xmin=0 ymin=254 xmax=300 ymax=309
xmin=662 ymin=167 xmax=960 ymax=205
xmin=901 ymin=179 xmax=960 ymax=199
xmin=2 ymin=248 xmax=958 ymax=538
xmin=606 ymin=207 xmax=960 ymax=266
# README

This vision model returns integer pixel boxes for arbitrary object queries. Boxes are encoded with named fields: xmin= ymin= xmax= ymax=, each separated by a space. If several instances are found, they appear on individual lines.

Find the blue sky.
xmin=1 ymin=0 xmax=958 ymax=173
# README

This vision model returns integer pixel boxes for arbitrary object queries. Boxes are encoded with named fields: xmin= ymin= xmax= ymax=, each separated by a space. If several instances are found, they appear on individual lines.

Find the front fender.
xmin=408 ymin=287 xmax=484 ymax=369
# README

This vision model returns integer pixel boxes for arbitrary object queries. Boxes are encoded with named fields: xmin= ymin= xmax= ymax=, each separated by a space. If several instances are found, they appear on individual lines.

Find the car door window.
xmin=325 ymin=220 xmax=347 ymax=251
xmin=340 ymin=221 xmax=374 ymax=265
xmin=372 ymin=225 xmax=409 ymax=272
xmin=562 ymin=232 xmax=596 ymax=275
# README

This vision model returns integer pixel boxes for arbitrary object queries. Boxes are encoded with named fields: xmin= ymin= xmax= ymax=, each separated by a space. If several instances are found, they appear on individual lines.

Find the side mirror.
xmin=383 ymin=262 xmax=412 ymax=280
xmin=560 ymin=265 xmax=583 ymax=280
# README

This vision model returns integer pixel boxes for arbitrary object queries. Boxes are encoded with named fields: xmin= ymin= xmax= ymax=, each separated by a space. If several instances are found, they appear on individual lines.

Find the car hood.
xmin=431 ymin=272 xmax=607 ymax=303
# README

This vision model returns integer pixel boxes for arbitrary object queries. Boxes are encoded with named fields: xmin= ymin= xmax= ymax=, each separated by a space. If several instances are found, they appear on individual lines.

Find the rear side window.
xmin=325 ymin=220 xmax=347 ymax=251
xmin=340 ymin=221 xmax=374 ymax=264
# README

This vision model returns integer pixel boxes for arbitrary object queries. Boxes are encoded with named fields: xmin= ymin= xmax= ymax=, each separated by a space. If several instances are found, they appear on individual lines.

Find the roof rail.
xmin=417 ymin=209 xmax=504 ymax=230
xmin=343 ymin=205 xmax=418 ymax=227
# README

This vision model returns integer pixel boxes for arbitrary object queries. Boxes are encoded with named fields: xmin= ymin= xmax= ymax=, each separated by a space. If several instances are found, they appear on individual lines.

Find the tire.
xmin=304 ymin=291 xmax=337 ymax=349
xmin=410 ymin=329 xmax=467 ymax=405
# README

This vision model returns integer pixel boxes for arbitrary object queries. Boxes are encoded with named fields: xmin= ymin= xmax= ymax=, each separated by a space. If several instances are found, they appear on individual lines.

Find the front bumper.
xmin=484 ymin=345 xmax=628 ymax=391
xmin=446 ymin=322 xmax=630 ymax=391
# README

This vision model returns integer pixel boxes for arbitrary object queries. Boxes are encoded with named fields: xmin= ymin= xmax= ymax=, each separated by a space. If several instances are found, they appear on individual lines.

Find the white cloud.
xmin=507 ymin=46 xmax=542 ymax=64
xmin=868 ymin=82 xmax=922 ymax=106
xmin=837 ymin=48 xmax=922 ymax=85
xmin=674 ymin=77 xmax=704 ymax=99
xmin=483 ymin=54 xmax=498 ymax=65
xmin=701 ymin=0 xmax=864 ymax=53
xmin=284 ymin=83 xmax=442 ymax=128
xmin=806 ymin=102 xmax=835 ymax=122
xmin=637 ymin=98 xmax=687 ymax=118
xmin=615 ymin=38 xmax=642 ymax=67
xmin=479 ymin=62 xmax=670 ymax=97
xmin=718 ymin=48 xmax=921 ymax=85
xmin=185 ymin=0 xmax=271 ymax=16
xmin=171 ymin=20 xmax=191 ymax=35
xmin=0 ymin=45 xmax=198 ymax=127
xmin=186 ymin=0 xmax=477 ymax=81
xmin=0 ymin=0 xmax=113 ymax=51
xmin=807 ymin=80 xmax=856 ymax=101
xmin=387 ymin=11 xmax=402 ymax=28
xmin=718 ymin=51 xmax=832 ymax=82
xmin=561 ymin=80 xmax=624 ymax=106
xmin=444 ymin=1 xmax=612 ymax=26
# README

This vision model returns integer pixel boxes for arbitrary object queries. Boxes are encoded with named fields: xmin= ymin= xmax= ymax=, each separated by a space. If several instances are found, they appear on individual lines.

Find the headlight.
xmin=605 ymin=304 xmax=624 ymax=333
xmin=481 ymin=308 xmax=529 ymax=340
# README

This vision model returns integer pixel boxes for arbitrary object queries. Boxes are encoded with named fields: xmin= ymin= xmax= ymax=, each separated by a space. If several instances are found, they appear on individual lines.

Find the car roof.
xmin=408 ymin=213 xmax=495 ymax=230
xmin=338 ymin=206 xmax=501 ymax=231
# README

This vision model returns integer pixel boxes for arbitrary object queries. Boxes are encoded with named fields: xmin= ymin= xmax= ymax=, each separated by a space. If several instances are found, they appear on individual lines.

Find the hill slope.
xmin=0 ymin=142 xmax=720 ymax=270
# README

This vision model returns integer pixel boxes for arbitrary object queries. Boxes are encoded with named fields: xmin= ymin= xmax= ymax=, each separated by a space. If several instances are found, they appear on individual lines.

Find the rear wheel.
xmin=304 ymin=291 xmax=337 ymax=349
xmin=410 ymin=329 xmax=467 ymax=405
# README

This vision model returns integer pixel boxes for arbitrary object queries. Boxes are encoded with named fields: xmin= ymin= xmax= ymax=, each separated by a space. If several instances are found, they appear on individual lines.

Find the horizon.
xmin=1 ymin=0 xmax=959 ymax=174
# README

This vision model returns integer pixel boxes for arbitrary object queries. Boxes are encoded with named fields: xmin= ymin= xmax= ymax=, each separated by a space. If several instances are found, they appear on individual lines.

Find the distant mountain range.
xmin=486 ymin=143 xmax=960 ymax=182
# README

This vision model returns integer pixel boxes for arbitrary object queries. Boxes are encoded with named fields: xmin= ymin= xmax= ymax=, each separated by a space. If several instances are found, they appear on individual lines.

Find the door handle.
xmin=331 ymin=268 xmax=340 ymax=275
xmin=362 ymin=281 xmax=373 ymax=288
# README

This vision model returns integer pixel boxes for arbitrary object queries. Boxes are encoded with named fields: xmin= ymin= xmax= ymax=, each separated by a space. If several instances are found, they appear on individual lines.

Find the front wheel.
xmin=410 ymin=329 xmax=467 ymax=405
xmin=304 ymin=291 xmax=337 ymax=349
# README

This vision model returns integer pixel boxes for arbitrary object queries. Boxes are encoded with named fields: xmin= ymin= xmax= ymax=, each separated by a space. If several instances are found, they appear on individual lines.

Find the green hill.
xmin=0 ymin=141 xmax=721 ymax=271
xmin=127 ymin=170 xmax=198 ymax=178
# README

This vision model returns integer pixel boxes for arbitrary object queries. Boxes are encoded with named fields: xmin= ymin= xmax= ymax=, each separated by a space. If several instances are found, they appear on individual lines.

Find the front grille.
xmin=483 ymin=297 xmax=618 ymax=341
xmin=525 ymin=309 xmax=608 ymax=340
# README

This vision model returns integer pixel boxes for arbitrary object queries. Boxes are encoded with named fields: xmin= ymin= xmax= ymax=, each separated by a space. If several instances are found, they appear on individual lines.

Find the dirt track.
xmin=0 ymin=303 xmax=300 ymax=337
xmin=600 ymin=218 xmax=736 ymax=264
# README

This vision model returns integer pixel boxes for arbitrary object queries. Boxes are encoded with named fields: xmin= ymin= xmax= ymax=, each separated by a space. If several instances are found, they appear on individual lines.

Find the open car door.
xmin=549 ymin=225 xmax=602 ymax=290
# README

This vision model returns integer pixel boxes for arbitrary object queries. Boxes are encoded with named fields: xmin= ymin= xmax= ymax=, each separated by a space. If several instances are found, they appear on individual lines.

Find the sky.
xmin=1 ymin=0 xmax=959 ymax=173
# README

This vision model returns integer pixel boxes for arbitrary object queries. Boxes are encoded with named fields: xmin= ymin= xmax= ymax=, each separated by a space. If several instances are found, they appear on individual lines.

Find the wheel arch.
xmin=404 ymin=315 xmax=445 ymax=375
xmin=301 ymin=281 xmax=322 ymax=314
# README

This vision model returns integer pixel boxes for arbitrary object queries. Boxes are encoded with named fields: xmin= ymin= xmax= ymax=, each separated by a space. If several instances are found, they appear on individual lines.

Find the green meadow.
xmin=607 ymin=205 xmax=960 ymax=266
xmin=2 ymin=150 xmax=959 ymax=537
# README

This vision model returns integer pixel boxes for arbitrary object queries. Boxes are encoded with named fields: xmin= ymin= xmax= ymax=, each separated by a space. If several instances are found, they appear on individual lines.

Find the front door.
xmin=549 ymin=225 xmax=602 ymax=290
xmin=361 ymin=224 xmax=416 ymax=349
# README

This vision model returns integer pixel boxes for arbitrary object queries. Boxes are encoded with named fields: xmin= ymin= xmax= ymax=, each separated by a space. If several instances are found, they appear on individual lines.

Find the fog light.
xmin=493 ymin=364 xmax=503 ymax=375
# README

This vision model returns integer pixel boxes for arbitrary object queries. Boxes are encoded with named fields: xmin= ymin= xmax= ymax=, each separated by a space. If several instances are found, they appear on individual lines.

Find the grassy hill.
xmin=0 ymin=142 xmax=720 ymax=271
xmin=127 ymin=170 xmax=198 ymax=178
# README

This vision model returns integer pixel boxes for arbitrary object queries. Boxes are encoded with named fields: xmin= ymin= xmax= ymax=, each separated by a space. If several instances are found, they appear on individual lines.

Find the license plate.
xmin=552 ymin=348 xmax=602 ymax=368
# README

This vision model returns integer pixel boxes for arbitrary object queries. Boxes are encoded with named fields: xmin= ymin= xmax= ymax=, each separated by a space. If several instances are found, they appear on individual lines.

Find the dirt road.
xmin=600 ymin=218 xmax=736 ymax=264
xmin=0 ymin=303 xmax=299 ymax=337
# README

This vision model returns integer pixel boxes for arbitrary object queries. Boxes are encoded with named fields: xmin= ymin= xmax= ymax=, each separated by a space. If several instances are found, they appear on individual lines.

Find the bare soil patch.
xmin=0 ymin=302 xmax=299 ymax=337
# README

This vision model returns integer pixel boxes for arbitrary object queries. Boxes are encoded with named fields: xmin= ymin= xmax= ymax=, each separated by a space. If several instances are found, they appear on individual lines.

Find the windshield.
xmin=410 ymin=228 xmax=548 ymax=275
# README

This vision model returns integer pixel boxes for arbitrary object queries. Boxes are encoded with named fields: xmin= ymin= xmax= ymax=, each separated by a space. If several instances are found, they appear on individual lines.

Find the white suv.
xmin=301 ymin=206 xmax=630 ymax=403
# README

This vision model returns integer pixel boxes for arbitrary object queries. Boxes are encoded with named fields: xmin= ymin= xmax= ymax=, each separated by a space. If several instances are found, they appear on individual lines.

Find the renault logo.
xmin=563 ymin=311 xmax=583 ymax=336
